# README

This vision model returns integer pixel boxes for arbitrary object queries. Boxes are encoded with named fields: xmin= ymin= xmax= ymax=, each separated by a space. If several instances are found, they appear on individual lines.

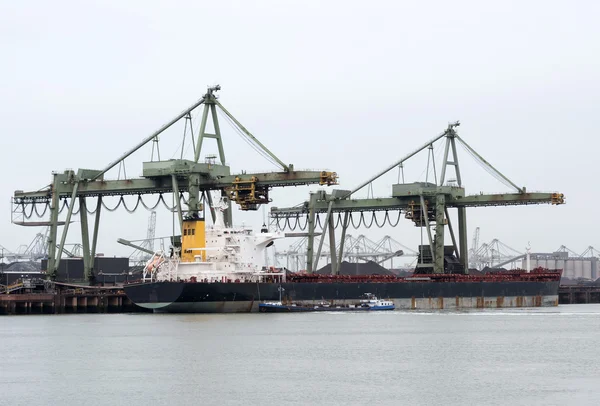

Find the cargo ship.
xmin=123 ymin=197 xmax=562 ymax=313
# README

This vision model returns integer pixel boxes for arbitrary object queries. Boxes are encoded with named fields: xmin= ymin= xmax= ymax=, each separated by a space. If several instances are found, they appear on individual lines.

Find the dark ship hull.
xmin=123 ymin=271 xmax=561 ymax=313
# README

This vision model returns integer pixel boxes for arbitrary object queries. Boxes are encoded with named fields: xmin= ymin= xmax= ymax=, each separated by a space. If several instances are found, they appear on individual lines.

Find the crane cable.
xmin=23 ymin=194 xmax=188 ymax=219
xmin=216 ymin=108 xmax=282 ymax=169
xmin=273 ymin=210 xmax=402 ymax=231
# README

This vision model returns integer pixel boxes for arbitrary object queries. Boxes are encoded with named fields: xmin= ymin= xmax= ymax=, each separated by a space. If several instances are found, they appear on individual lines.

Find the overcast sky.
xmin=1 ymin=0 xmax=598 ymax=263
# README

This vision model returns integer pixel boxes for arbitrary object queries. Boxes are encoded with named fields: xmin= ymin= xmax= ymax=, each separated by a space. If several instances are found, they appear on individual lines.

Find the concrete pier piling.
xmin=558 ymin=285 xmax=600 ymax=304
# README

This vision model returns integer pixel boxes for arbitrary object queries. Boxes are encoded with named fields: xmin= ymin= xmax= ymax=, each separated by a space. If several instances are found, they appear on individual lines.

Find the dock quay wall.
xmin=559 ymin=285 xmax=600 ymax=305
xmin=0 ymin=288 xmax=150 ymax=315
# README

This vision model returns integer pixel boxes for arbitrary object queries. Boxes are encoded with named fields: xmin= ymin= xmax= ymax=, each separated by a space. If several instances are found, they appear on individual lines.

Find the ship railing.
xmin=143 ymin=250 xmax=179 ymax=283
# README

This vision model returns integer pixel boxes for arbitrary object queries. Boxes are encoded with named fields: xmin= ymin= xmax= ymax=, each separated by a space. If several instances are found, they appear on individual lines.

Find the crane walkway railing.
xmin=0 ymin=282 xmax=24 ymax=294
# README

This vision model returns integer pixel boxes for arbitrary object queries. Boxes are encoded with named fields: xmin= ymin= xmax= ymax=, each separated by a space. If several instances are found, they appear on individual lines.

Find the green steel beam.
xmin=434 ymin=194 xmax=445 ymax=273
xmin=452 ymin=192 xmax=563 ymax=207
xmin=90 ymin=196 xmax=102 ymax=283
xmin=345 ymin=130 xmax=449 ymax=198
xmin=328 ymin=213 xmax=337 ymax=275
xmin=13 ymin=170 xmax=332 ymax=202
xmin=194 ymin=103 xmax=211 ymax=163
xmin=79 ymin=196 xmax=92 ymax=282
xmin=336 ymin=211 xmax=349 ymax=275
xmin=445 ymin=207 xmax=459 ymax=261
xmin=306 ymin=193 xmax=317 ymax=273
xmin=458 ymin=206 xmax=468 ymax=274
xmin=210 ymin=104 xmax=226 ymax=165
xmin=47 ymin=173 xmax=60 ymax=278
xmin=420 ymin=195 xmax=435 ymax=264
xmin=313 ymin=200 xmax=334 ymax=272
xmin=171 ymin=175 xmax=184 ymax=231
xmin=187 ymin=173 xmax=201 ymax=218
xmin=270 ymin=192 xmax=563 ymax=217
xmin=54 ymin=181 xmax=79 ymax=275
xmin=94 ymin=97 xmax=207 ymax=181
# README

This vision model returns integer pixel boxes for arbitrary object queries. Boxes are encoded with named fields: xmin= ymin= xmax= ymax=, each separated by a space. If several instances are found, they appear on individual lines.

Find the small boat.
xmin=258 ymin=293 xmax=395 ymax=313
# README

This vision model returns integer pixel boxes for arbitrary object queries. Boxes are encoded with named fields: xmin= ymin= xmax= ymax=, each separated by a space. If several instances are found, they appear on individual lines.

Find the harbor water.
xmin=1 ymin=304 xmax=599 ymax=406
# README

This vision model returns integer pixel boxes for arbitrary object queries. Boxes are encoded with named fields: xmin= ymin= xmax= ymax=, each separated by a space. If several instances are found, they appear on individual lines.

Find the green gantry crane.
xmin=270 ymin=122 xmax=565 ymax=275
xmin=12 ymin=86 xmax=338 ymax=282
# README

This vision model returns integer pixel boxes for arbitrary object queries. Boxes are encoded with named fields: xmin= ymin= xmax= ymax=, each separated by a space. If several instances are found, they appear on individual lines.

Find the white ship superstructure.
xmin=142 ymin=197 xmax=286 ymax=283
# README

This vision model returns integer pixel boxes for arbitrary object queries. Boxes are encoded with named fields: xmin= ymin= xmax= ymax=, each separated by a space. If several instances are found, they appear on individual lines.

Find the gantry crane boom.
xmin=271 ymin=190 xmax=563 ymax=215
xmin=14 ymin=170 xmax=333 ymax=201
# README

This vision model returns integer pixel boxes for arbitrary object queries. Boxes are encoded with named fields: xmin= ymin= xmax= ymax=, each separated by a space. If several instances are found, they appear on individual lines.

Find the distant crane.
xmin=555 ymin=245 xmax=582 ymax=258
xmin=581 ymin=246 xmax=600 ymax=258
xmin=471 ymin=238 xmax=523 ymax=270
xmin=23 ymin=229 xmax=50 ymax=260
xmin=129 ymin=211 xmax=158 ymax=262
xmin=274 ymin=235 xmax=417 ymax=272
xmin=468 ymin=227 xmax=480 ymax=269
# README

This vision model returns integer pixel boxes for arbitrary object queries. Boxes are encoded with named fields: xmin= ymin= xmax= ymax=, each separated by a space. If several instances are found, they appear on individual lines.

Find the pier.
xmin=559 ymin=285 xmax=600 ymax=305
xmin=0 ymin=282 xmax=149 ymax=315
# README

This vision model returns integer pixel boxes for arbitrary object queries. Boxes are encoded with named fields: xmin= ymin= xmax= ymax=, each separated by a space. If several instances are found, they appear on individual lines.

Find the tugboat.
xmin=258 ymin=292 xmax=395 ymax=313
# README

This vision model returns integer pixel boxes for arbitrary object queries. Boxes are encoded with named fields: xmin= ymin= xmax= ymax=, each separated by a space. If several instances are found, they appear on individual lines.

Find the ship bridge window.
xmin=191 ymin=229 xmax=195 ymax=235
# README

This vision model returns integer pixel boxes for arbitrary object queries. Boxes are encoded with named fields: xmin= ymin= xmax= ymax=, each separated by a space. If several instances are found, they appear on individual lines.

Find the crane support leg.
xmin=336 ymin=212 xmax=350 ymax=275
xmin=420 ymin=195 xmax=435 ymax=263
xmin=203 ymin=191 xmax=216 ymax=224
xmin=91 ymin=197 xmax=102 ymax=260
xmin=194 ymin=104 xmax=210 ymax=163
xmin=434 ymin=194 xmax=445 ymax=274
xmin=171 ymin=175 xmax=184 ymax=231
xmin=313 ymin=200 xmax=334 ymax=272
xmin=47 ymin=173 xmax=60 ymax=279
xmin=222 ymin=190 xmax=233 ymax=227
xmin=210 ymin=104 xmax=226 ymax=165
xmin=90 ymin=197 xmax=102 ymax=283
xmin=306 ymin=194 xmax=317 ymax=273
xmin=458 ymin=206 xmax=469 ymax=274
xmin=445 ymin=207 xmax=459 ymax=261
xmin=55 ymin=182 xmax=79 ymax=274
xmin=328 ymin=213 xmax=337 ymax=276
xmin=79 ymin=197 xmax=92 ymax=282
xmin=187 ymin=174 xmax=201 ymax=218
xmin=450 ymin=137 xmax=463 ymax=187
xmin=439 ymin=136 xmax=452 ymax=186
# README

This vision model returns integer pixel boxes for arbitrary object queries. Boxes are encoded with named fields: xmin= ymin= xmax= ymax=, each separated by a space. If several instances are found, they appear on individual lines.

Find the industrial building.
xmin=522 ymin=252 xmax=598 ymax=281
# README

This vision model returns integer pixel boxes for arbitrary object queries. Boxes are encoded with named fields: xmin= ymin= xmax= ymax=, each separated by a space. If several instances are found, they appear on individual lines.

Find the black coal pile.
xmin=316 ymin=260 xmax=394 ymax=276
xmin=5 ymin=261 xmax=41 ymax=273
